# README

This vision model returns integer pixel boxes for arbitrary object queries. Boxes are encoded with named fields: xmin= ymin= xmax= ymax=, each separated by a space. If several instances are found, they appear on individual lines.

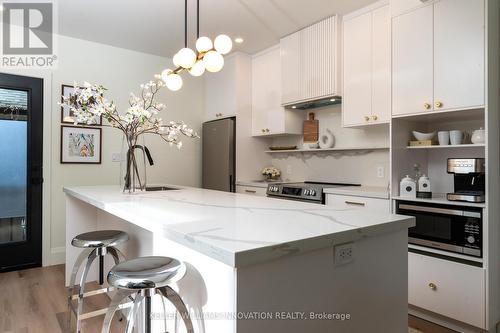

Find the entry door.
xmin=0 ymin=73 xmax=43 ymax=272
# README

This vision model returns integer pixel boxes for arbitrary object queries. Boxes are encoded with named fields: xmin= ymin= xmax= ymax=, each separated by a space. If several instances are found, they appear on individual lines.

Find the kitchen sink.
xmin=145 ymin=186 xmax=180 ymax=192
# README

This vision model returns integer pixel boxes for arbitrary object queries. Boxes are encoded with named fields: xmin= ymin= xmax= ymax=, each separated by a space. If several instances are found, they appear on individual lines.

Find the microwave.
xmin=396 ymin=201 xmax=482 ymax=258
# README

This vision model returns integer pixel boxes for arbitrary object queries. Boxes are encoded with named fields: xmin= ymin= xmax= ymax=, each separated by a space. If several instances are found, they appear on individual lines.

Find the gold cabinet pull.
xmin=364 ymin=116 xmax=370 ymax=121
xmin=435 ymin=101 xmax=443 ymax=108
xmin=265 ymin=128 xmax=270 ymax=133
xmin=345 ymin=201 xmax=366 ymax=207
xmin=428 ymin=282 xmax=437 ymax=291
xmin=424 ymin=103 xmax=431 ymax=110
xmin=371 ymin=115 xmax=378 ymax=121
xmin=245 ymin=189 xmax=257 ymax=194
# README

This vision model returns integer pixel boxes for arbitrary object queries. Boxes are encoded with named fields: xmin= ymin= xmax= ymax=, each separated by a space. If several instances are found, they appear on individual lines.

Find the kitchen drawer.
xmin=236 ymin=185 xmax=267 ymax=197
xmin=325 ymin=194 xmax=390 ymax=213
xmin=408 ymin=252 xmax=486 ymax=329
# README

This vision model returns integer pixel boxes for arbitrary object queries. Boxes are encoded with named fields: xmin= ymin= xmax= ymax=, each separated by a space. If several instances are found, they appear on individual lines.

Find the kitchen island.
xmin=64 ymin=185 xmax=414 ymax=333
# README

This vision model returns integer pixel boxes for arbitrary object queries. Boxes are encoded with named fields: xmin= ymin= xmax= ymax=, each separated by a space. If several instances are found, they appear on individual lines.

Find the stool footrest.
xmin=68 ymin=297 xmax=133 ymax=320
xmin=68 ymin=285 xmax=115 ymax=300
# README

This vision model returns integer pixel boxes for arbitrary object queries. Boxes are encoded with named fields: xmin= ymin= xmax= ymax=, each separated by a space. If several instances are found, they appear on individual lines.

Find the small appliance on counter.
xmin=447 ymin=158 xmax=485 ymax=203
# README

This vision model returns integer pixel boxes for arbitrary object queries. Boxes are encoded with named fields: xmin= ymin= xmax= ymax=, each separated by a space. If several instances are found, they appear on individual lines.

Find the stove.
xmin=266 ymin=181 xmax=361 ymax=204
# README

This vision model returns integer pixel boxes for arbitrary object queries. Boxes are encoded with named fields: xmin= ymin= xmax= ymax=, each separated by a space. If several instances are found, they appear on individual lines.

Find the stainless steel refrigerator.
xmin=202 ymin=117 xmax=236 ymax=192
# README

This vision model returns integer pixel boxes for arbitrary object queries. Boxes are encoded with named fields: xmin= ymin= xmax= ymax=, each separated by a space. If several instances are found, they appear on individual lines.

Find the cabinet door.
xmin=300 ymin=16 xmax=337 ymax=101
xmin=409 ymin=252 xmax=486 ymax=329
xmin=280 ymin=33 xmax=300 ymax=105
xmin=371 ymin=5 xmax=391 ymax=123
xmin=391 ymin=0 xmax=435 ymax=17
xmin=343 ymin=12 xmax=372 ymax=126
xmin=252 ymin=48 xmax=284 ymax=136
xmin=392 ymin=5 xmax=433 ymax=116
xmin=434 ymin=0 xmax=485 ymax=111
xmin=205 ymin=58 xmax=237 ymax=121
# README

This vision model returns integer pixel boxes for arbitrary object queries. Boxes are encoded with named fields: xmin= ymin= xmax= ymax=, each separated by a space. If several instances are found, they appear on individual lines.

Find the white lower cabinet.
xmin=325 ymin=194 xmax=390 ymax=213
xmin=408 ymin=252 xmax=486 ymax=329
xmin=236 ymin=185 xmax=267 ymax=197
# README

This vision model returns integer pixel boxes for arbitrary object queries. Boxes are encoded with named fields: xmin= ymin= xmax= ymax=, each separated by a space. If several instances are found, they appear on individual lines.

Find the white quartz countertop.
xmin=323 ymin=186 xmax=390 ymax=199
xmin=236 ymin=180 xmax=280 ymax=188
xmin=64 ymin=185 xmax=413 ymax=268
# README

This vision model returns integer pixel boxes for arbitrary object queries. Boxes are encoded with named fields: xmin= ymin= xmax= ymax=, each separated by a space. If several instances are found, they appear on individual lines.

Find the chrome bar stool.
xmin=101 ymin=256 xmax=194 ymax=333
xmin=68 ymin=230 xmax=129 ymax=333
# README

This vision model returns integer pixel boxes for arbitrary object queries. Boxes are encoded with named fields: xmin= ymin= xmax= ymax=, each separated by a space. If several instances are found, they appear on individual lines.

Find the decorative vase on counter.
xmin=120 ymin=135 xmax=153 ymax=193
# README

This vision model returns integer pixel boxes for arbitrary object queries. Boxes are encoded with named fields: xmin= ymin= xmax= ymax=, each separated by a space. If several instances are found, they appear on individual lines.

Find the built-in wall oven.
xmin=396 ymin=201 xmax=482 ymax=258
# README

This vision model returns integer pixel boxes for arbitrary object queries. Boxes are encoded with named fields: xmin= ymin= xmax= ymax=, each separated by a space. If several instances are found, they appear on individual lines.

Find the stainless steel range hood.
xmin=284 ymin=96 xmax=342 ymax=110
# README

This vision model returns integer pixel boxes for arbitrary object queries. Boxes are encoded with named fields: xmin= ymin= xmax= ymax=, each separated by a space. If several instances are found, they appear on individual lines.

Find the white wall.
xmin=269 ymin=105 xmax=390 ymax=186
xmin=2 ymin=35 xmax=204 ymax=265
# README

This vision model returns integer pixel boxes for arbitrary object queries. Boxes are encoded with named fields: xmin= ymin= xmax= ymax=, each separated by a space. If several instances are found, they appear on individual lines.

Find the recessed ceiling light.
xmin=234 ymin=37 xmax=244 ymax=44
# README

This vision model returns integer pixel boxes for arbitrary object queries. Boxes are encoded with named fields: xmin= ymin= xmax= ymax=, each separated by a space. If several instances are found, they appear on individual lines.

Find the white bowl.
xmin=412 ymin=131 xmax=436 ymax=141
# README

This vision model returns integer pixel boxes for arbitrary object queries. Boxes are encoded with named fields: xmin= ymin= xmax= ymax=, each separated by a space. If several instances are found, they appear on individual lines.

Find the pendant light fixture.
xmin=162 ymin=0 xmax=233 ymax=90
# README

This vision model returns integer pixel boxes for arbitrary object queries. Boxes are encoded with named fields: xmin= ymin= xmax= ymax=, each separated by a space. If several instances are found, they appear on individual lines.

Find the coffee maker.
xmin=447 ymin=158 xmax=485 ymax=203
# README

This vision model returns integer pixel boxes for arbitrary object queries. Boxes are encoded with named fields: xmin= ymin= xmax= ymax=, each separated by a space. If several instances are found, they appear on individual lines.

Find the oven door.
xmin=396 ymin=202 xmax=482 ymax=257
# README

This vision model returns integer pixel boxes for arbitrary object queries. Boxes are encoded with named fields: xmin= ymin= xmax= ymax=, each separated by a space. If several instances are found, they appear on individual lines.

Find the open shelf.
xmin=265 ymin=146 xmax=390 ymax=153
xmin=406 ymin=143 xmax=485 ymax=149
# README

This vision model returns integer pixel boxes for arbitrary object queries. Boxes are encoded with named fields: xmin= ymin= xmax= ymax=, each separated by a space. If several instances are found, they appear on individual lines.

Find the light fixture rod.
xmin=197 ymin=0 xmax=200 ymax=38
xmin=184 ymin=0 xmax=188 ymax=47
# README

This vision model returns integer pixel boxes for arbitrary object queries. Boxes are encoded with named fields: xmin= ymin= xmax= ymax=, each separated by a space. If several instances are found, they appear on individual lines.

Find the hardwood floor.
xmin=0 ymin=265 xmax=458 ymax=333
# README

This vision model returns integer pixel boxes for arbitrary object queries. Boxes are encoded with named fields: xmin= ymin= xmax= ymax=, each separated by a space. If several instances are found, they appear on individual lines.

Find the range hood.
xmin=284 ymin=96 xmax=342 ymax=110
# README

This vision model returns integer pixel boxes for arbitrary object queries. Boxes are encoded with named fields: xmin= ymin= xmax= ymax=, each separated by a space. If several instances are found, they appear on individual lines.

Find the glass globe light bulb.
xmin=177 ymin=48 xmax=197 ymax=69
xmin=161 ymin=68 xmax=172 ymax=82
xmin=173 ymin=52 xmax=182 ymax=67
xmin=196 ymin=36 xmax=213 ymax=53
xmin=203 ymin=51 xmax=224 ymax=73
xmin=214 ymin=34 xmax=232 ymax=55
xmin=165 ymin=72 xmax=183 ymax=91
xmin=189 ymin=60 xmax=206 ymax=77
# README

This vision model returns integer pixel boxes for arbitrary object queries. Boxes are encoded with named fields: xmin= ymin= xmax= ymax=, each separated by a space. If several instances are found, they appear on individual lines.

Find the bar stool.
xmin=68 ymin=230 xmax=129 ymax=333
xmin=101 ymin=256 xmax=194 ymax=333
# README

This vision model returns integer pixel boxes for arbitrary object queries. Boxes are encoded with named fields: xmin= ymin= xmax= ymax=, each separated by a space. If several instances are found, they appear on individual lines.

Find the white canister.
xmin=400 ymin=175 xmax=416 ymax=198
xmin=418 ymin=175 xmax=431 ymax=192
xmin=471 ymin=128 xmax=485 ymax=144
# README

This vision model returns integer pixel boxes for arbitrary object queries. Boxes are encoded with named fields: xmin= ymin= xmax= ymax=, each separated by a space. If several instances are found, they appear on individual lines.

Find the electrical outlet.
xmin=286 ymin=165 xmax=292 ymax=175
xmin=112 ymin=152 xmax=123 ymax=162
xmin=334 ymin=243 xmax=354 ymax=266
xmin=377 ymin=166 xmax=385 ymax=178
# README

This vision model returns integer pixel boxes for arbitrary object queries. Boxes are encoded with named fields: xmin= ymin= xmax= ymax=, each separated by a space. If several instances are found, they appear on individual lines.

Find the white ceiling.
xmin=58 ymin=0 xmax=377 ymax=57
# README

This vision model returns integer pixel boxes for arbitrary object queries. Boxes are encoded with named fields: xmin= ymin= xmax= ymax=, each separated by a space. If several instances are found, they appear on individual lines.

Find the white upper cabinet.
xmin=280 ymin=16 xmax=339 ymax=106
xmin=391 ymin=0 xmax=436 ymax=17
xmin=392 ymin=0 xmax=485 ymax=116
xmin=392 ymin=5 xmax=434 ymax=116
xmin=204 ymin=53 xmax=251 ymax=121
xmin=433 ymin=0 xmax=485 ymax=112
xmin=252 ymin=46 xmax=302 ymax=137
xmin=343 ymin=3 xmax=391 ymax=127
xmin=280 ymin=33 xmax=300 ymax=106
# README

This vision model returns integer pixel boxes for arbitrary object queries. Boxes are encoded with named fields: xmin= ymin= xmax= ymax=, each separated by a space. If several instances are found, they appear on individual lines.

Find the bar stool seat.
xmin=71 ymin=230 xmax=129 ymax=248
xmin=102 ymin=256 xmax=193 ymax=333
xmin=108 ymin=256 xmax=185 ymax=290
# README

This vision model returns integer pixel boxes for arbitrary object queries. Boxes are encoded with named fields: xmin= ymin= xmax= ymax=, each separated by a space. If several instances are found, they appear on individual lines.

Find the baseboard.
xmin=44 ymin=246 xmax=65 ymax=266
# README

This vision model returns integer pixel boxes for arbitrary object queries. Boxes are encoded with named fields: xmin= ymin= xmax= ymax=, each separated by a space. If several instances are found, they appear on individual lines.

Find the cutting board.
xmin=303 ymin=112 xmax=319 ymax=142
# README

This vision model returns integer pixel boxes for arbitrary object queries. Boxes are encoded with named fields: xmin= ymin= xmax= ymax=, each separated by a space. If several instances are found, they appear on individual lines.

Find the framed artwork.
xmin=60 ymin=125 xmax=102 ymax=164
xmin=61 ymin=84 xmax=102 ymax=125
